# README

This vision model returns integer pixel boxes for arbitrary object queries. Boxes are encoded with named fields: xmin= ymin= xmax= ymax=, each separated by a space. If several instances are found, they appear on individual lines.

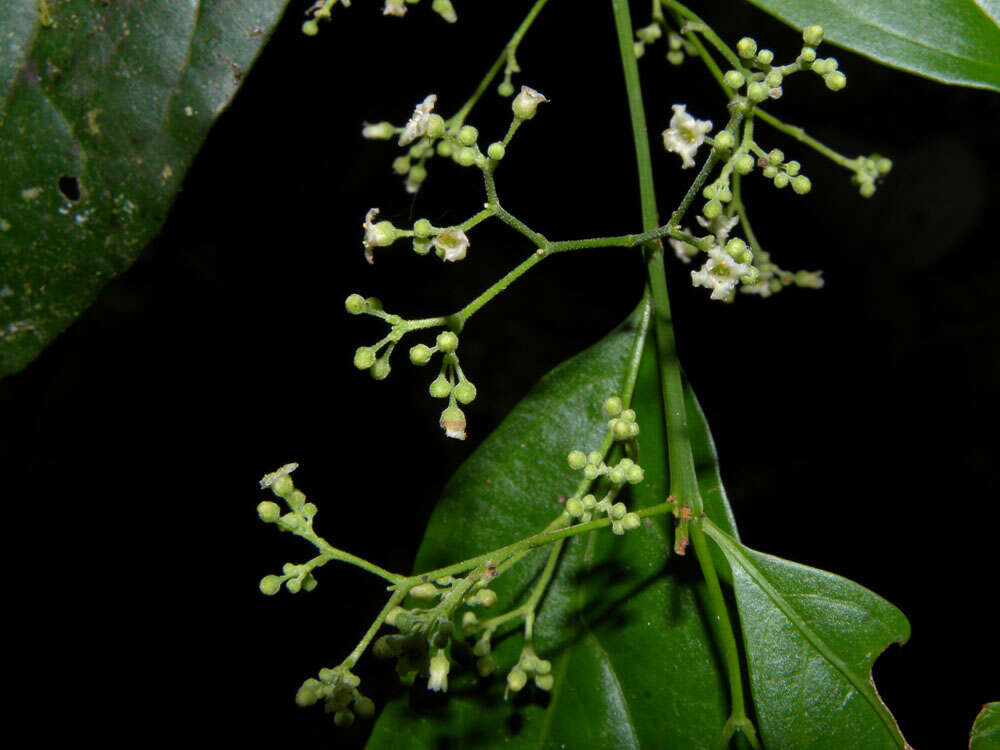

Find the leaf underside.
xmin=711 ymin=532 xmax=911 ymax=749
xmin=367 ymin=309 xmax=741 ymax=749
xmin=746 ymin=0 xmax=1000 ymax=92
xmin=0 ymin=0 xmax=290 ymax=378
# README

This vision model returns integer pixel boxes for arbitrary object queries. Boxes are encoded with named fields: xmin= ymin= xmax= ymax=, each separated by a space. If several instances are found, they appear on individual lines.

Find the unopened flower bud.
xmin=507 ymin=668 xmax=527 ymax=692
xmin=799 ymin=46 xmax=817 ymax=63
xmin=625 ymin=465 xmax=645 ymax=484
xmin=295 ymin=683 xmax=319 ymax=707
xmin=566 ymin=497 xmax=584 ymax=517
xmin=458 ymin=125 xmax=479 ymax=146
xmin=354 ymin=696 xmax=376 ymax=720
xmin=791 ymin=175 xmax=812 ymax=194
xmin=715 ymin=131 xmax=735 ymax=150
xmin=735 ymin=154 xmax=755 ymax=174
xmin=824 ymin=71 xmax=846 ymax=91
xmin=440 ymin=404 xmax=467 ymax=440
xmin=302 ymin=19 xmax=319 ymax=36
xmin=436 ymin=331 xmax=459 ymax=352
xmin=345 ymin=293 xmax=366 ymax=314
xmin=454 ymin=381 xmax=477 ymax=404
xmin=487 ymin=142 xmax=506 ymax=160
xmin=512 ymin=86 xmax=548 ymax=120
xmin=353 ymin=347 xmax=376 ymax=370
xmin=568 ymin=450 xmax=587 ymax=469
xmin=431 ymin=0 xmax=457 ymax=23
xmin=497 ymin=80 xmax=515 ymax=97
xmin=736 ymin=37 xmax=757 ymax=58
xmin=370 ymin=356 xmax=391 ymax=380
xmin=535 ymin=674 xmax=554 ymax=691
xmin=429 ymin=375 xmax=452 ymax=398
xmin=333 ymin=710 xmax=354 ymax=728
xmin=362 ymin=121 xmax=395 ymax=140
xmin=747 ymin=82 xmax=768 ymax=103
xmin=623 ymin=512 xmax=641 ymax=530
xmin=703 ymin=199 xmax=723 ymax=219
xmin=410 ymin=582 xmax=439 ymax=600
xmin=755 ymin=49 xmax=774 ymax=65
xmin=773 ymin=172 xmax=790 ymax=189
xmin=722 ymin=70 xmax=745 ymax=89
xmin=802 ymin=24 xmax=824 ymax=46
xmin=259 ymin=575 xmax=282 ymax=596
xmin=410 ymin=344 xmax=433 ymax=365
xmin=603 ymin=396 xmax=623 ymax=416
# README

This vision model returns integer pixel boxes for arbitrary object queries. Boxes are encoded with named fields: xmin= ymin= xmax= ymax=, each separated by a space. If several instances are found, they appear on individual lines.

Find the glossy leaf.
xmin=745 ymin=0 xmax=1000 ymax=92
xmin=971 ymin=702 xmax=1000 ymax=750
xmin=706 ymin=525 xmax=911 ymax=749
xmin=0 ymin=0 xmax=289 ymax=377
xmin=367 ymin=309 xmax=740 ymax=748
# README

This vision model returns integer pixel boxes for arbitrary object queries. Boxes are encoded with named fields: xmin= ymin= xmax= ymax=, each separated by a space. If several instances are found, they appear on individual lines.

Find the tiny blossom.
xmin=399 ymin=94 xmax=437 ymax=146
xmin=662 ymin=104 xmax=712 ymax=169
xmin=691 ymin=246 xmax=750 ymax=301
xmin=741 ymin=279 xmax=774 ymax=298
xmin=362 ymin=208 xmax=394 ymax=264
xmin=696 ymin=214 xmax=738 ymax=243
xmin=433 ymin=228 xmax=470 ymax=262
xmin=259 ymin=462 xmax=299 ymax=489
xmin=361 ymin=122 xmax=394 ymax=140
xmin=440 ymin=405 xmax=467 ymax=440
xmin=512 ymin=86 xmax=548 ymax=119
xmin=383 ymin=0 xmax=406 ymax=17
xmin=668 ymin=229 xmax=701 ymax=264
xmin=428 ymin=651 xmax=450 ymax=692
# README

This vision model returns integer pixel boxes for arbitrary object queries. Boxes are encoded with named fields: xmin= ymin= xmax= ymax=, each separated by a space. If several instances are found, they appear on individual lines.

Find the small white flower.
xmin=691 ymin=246 xmax=750 ymax=301
xmin=512 ymin=86 xmax=548 ymax=120
xmin=383 ymin=0 xmax=406 ymax=18
xmin=432 ymin=228 xmax=470 ymax=262
xmin=259 ymin=462 xmax=299 ymax=489
xmin=399 ymin=94 xmax=437 ymax=146
xmin=362 ymin=208 xmax=396 ymax=264
xmin=668 ymin=229 xmax=701 ymax=264
xmin=428 ymin=651 xmax=450 ymax=692
xmin=696 ymin=214 xmax=738 ymax=243
xmin=439 ymin=405 xmax=467 ymax=440
xmin=662 ymin=104 xmax=712 ymax=169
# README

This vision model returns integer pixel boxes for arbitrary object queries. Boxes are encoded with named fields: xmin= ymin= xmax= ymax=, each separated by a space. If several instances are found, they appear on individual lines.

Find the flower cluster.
xmin=302 ymin=0 xmax=458 ymax=36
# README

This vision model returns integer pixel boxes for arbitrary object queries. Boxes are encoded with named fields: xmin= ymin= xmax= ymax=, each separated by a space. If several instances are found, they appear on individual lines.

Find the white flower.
xmin=512 ymin=86 xmax=548 ymax=119
xmin=362 ymin=208 xmax=396 ymax=264
xmin=383 ymin=0 xmax=406 ymax=17
xmin=432 ymin=228 xmax=470 ymax=262
xmin=662 ymin=104 xmax=712 ymax=168
xmin=696 ymin=214 xmax=738 ymax=243
xmin=439 ymin=405 xmax=467 ymax=440
xmin=668 ymin=229 xmax=701 ymax=264
xmin=259 ymin=462 xmax=299 ymax=489
xmin=691 ymin=246 xmax=749 ymax=301
xmin=428 ymin=651 xmax=450 ymax=692
xmin=399 ymin=94 xmax=437 ymax=146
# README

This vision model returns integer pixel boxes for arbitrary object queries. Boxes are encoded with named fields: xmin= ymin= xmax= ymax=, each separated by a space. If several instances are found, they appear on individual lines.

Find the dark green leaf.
xmin=0 ymin=0 xmax=290 ymax=377
xmin=745 ymin=0 xmax=1000 ymax=92
xmin=971 ymin=702 xmax=1000 ymax=750
xmin=367 ymin=309 xmax=741 ymax=748
xmin=706 ymin=525 xmax=911 ymax=749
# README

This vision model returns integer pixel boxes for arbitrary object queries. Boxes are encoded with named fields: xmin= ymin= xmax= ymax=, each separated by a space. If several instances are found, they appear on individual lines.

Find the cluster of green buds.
xmin=295 ymin=665 xmax=376 ymax=727
xmin=303 ymin=0 xmax=458 ymax=36
xmin=733 ymin=25 xmax=844 ymax=99
xmin=256 ymin=463 xmax=326 ymax=594
xmin=345 ymin=294 xmax=477 ymax=439
xmin=852 ymin=153 xmax=893 ymax=197
xmin=506 ymin=646 xmax=554 ymax=694
xmin=372 ymin=572 xmax=499 ymax=692
xmin=361 ymin=85 xmax=545 ymax=195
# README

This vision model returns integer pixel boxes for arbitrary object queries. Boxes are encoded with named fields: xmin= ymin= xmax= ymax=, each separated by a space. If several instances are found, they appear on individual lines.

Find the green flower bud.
xmin=477 ymin=655 xmax=496 ymax=677
xmin=876 ymin=157 xmax=893 ymax=175
xmin=455 ymin=146 xmax=477 ymax=167
xmin=722 ymin=70 xmax=745 ymax=89
xmin=333 ymin=710 xmax=354 ymax=728
xmin=587 ymin=451 xmax=603 ymax=464
xmin=432 ymin=0 xmax=457 ymax=23
xmin=702 ymin=184 xmax=716 ymax=200
xmin=784 ymin=160 xmax=801 ymax=176
xmin=741 ymin=266 xmax=761 ymax=285
xmin=285 ymin=577 xmax=302 ymax=594
xmin=567 ymin=450 xmax=587 ymax=470
xmin=791 ymin=175 xmax=812 ymax=194
xmin=426 ymin=114 xmax=446 ymax=138
xmin=477 ymin=589 xmax=498 ymax=608
xmin=354 ymin=696 xmax=376 ymax=720
xmin=487 ymin=142 xmax=506 ymax=160
xmin=429 ymin=376 xmax=452 ymax=398
xmin=773 ymin=172 xmax=790 ymax=189
xmin=373 ymin=635 xmax=401 ymax=659
xmin=436 ymin=331 xmax=459 ymax=353
xmin=611 ymin=502 xmax=627 ymax=520
xmin=535 ymin=659 xmax=552 ymax=675
xmin=762 ymin=165 xmax=778 ymax=179
xmin=764 ymin=70 xmax=783 ymax=87
xmin=454 ymin=381 xmax=477 ymax=404
xmin=609 ymin=466 xmax=627 ymax=484
xmin=413 ymin=218 xmax=433 ymax=238
xmin=611 ymin=520 xmax=625 ymax=535
xmin=302 ymin=19 xmax=319 ymax=36
xmin=410 ymin=582 xmax=439 ymax=600
xmin=747 ymin=82 xmax=769 ymax=103
xmin=392 ymin=156 xmax=410 ymax=175
xmin=458 ymin=125 xmax=479 ymax=146
xmin=613 ymin=420 xmax=632 ymax=441
xmin=259 ymin=575 xmax=282 ymax=596
xmin=625 ymin=465 xmax=645 ymax=484
xmin=603 ymin=396 xmax=623 ymax=416
xmin=497 ymin=80 xmax=515 ymax=97
xmin=859 ymin=182 xmax=876 ymax=198
xmin=802 ymin=24 xmax=824 ymax=47
xmin=736 ymin=37 xmax=757 ymax=58
xmin=703 ymin=199 xmax=723 ymax=220
xmin=279 ymin=512 xmax=299 ymax=530
xmin=768 ymin=149 xmax=784 ymax=165
xmin=755 ymin=49 xmax=774 ymax=65
xmin=409 ymin=344 xmax=433 ymax=365
xmin=440 ymin=404 xmax=467 ymax=440
xmin=507 ymin=668 xmax=527 ymax=692
xmin=715 ymin=131 xmax=736 ymax=150
xmin=566 ymin=497 xmax=584 ymax=517
xmin=437 ymin=140 xmax=454 ymax=158
xmin=257 ymin=501 xmax=281 ymax=523
xmin=473 ymin=633 xmax=492 ymax=657
xmin=370 ymin=356 xmax=391 ymax=380
xmin=716 ymin=184 xmax=733 ymax=203
xmin=620 ymin=408 xmax=635 ymax=421
xmin=824 ymin=71 xmax=847 ymax=91
xmin=535 ymin=674 xmax=554 ymax=691
xmin=583 ymin=465 xmax=600 ymax=480
xmin=667 ymin=49 xmax=684 ymax=66
xmin=735 ymin=154 xmax=755 ymax=174
xmin=582 ymin=493 xmax=597 ymax=510
xmin=462 ymin=611 xmax=479 ymax=634
xmin=354 ymin=347 xmax=376 ymax=370
xmin=799 ymin=46 xmax=817 ymax=64
xmin=623 ymin=512 xmax=641 ymax=530
xmin=345 ymin=294 xmax=366 ymax=314
xmin=512 ymin=86 xmax=547 ymax=120
xmin=295 ymin=684 xmax=319 ymax=707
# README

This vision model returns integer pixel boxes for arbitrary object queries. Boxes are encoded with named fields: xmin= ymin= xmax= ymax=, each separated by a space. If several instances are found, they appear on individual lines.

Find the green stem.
xmin=344 ymin=588 xmax=408 ymax=667
xmin=612 ymin=2 xmax=758 ymax=747
xmin=451 ymin=251 xmax=545 ymax=328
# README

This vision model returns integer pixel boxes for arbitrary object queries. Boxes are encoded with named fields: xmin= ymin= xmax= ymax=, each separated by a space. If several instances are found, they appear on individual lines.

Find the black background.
xmin=3 ymin=2 xmax=998 ymax=748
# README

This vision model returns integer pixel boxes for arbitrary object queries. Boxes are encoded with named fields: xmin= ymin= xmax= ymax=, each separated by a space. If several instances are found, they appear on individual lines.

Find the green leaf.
xmin=971 ymin=702 xmax=1000 ymax=750
xmin=705 ymin=524 xmax=911 ymax=749
xmin=744 ymin=0 xmax=1000 ymax=92
xmin=0 ymin=0 xmax=290 ymax=377
xmin=367 ymin=309 xmax=739 ymax=748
